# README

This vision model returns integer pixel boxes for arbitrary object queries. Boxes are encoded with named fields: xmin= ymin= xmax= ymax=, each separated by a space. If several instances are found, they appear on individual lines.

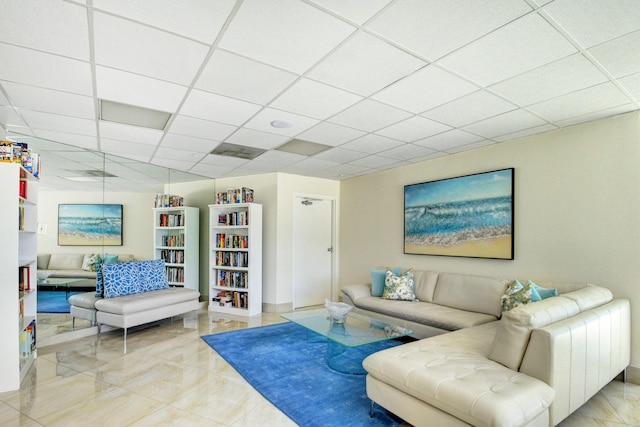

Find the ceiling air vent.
xmin=211 ymin=143 xmax=266 ymax=160
xmin=70 ymin=169 xmax=118 ymax=178
xmin=275 ymin=139 xmax=331 ymax=156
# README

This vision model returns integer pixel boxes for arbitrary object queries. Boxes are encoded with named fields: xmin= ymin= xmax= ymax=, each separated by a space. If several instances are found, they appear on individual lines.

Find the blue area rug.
xmin=201 ymin=322 xmax=405 ymax=427
xmin=37 ymin=291 xmax=83 ymax=313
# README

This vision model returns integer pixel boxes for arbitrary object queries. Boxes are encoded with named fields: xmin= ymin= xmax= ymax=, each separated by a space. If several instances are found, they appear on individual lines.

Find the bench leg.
xmin=71 ymin=317 xmax=75 ymax=331
xmin=193 ymin=309 xmax=198 ymax=329
xmin=124 ymin=328 xmax=127 ymax=354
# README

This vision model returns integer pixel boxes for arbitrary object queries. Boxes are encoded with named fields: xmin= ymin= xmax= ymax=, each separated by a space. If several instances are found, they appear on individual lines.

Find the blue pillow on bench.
xmin=102 ymin=259 xmax=169 ymax=298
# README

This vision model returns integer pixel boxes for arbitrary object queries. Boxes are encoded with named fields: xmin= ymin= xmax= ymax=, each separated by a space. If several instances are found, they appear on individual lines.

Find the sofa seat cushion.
xmin=363 ymin=323 xmax=555 ymax=427
xmin=354 ymin=296 xmax=497 ymax=331
xmin=45 ymin=270 xmax=97 ymax=279
xmin=94 ymin=288 xmax=199 ymax=315
xmin=68 ymin=292 xmax=102 ymax=309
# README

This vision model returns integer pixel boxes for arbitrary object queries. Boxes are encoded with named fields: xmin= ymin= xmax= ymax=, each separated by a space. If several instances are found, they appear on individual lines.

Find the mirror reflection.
xmin=11 ymin=133 xmax=209 ymax=342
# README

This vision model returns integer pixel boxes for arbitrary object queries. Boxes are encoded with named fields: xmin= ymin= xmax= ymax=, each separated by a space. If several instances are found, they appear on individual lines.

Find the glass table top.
xmin=281 ymin=308 xmax=412 ymax=348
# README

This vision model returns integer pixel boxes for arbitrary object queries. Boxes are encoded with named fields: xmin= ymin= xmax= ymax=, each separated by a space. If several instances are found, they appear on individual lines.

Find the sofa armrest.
xmin=341 ymin=283 xmax=372 ymax=305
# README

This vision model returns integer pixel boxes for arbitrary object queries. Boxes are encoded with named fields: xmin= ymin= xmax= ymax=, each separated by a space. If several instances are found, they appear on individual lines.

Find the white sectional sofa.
xmin=37 ymin=253 xmax=135 ymax=288
xmin=341 ymin=270 xmax=630 ymax=427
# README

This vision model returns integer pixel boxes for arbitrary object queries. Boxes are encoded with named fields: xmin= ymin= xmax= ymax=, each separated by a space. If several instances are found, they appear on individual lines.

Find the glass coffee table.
xmin=37 ymin=278 xmax=84 ymax=299
xmin=281 ymin=308 xmax=412 ymax=375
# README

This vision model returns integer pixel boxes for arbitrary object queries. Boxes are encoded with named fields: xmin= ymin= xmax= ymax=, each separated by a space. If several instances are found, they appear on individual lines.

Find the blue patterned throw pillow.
xmin=137 ymin=259 xmax=169 ymax=292
xmin=102 ymin=262 xmax=141 ymax=298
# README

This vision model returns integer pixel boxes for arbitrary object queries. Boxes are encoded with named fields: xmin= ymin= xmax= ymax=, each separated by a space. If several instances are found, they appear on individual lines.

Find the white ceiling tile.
xmin=189 ymin=163 xmax=235 ymax=178
xmin=196 ymin=50 xmax=298 ymax=105
xmin=0 ymin=89 xmax=8 ymax=105
xmin=312 ymin=163 xmax=370 ymax=178
xmin=93 ymin=12 xmax=209 ymax=85
xmin=422 ymin=90 xmax=517 ymax=127
xmin=21 ymin=110 xmax=96 ymax=136
xmin=308 ymin=0 xmax=392 ymax=25
xmin=96 ymin=67 xmax=188 ymax=113
xmin=493 ymin=124 xmax=557 ymax=142
xmin=619 ymin=73 xmax=640 ymax=100
xmin=295 ymin=122 xmax=366 ymax=146
xmin=161 ymin=134 xmax=220 ymax=153
xmin=375 ymin=116 xmax=451 ymax=142
xmin=153 ymin=146 xmax=207 ymax=163
xmin=350 ymin=154 xmax=400 ymax=169
xmin=28 ymin=130 xmax=98 ymax=151
xmin=329 ymin=99 xmax=412 ymax=132
xmin=199 ymin=153 xmax=249 ymax=168
xmin=98 ymin=121 xmax=163 ymax=145
xmin=367 ymin=0 xmax=532 ymax=61
xmin=180 ymin=90 xmax=262 ymax=126
xmin=372 ymin=65 xmax=479 ymax=113
xmin=1 ymin=0 xmax=90 ymax=60
xmin=313 ymin=147 xmax=367 ymax=163
xmin=244 ymin=108 xmax=319 ymax=137
xmin=553 ymin=104 xmax=637 ymax=128
xmin=226 ymin=128 xmax=290 ymax=150
xmin=543 ymin=0 xmax=640 ymax=48
xmin=99 ymin=138 xmax=156 ymax=159
xmin=150 ymin=157 xmax=200 ymax=172
xmin=339 ymin=134 xmax=405 ymax=154
xmin=270 ymin=79 xmax=362 ymax=119
xmin=526 ymin=82 xmax=632 ymax=122
xmin=93 ymin=0 xmax=236 ymax=44
xmin=0 ymin=44 xmax=93 ymax=95
xmin=445 ymin=139 xmax=495 ymax=154
xmin=282 ymin=157 xmax=338 ymax=172
xmin=168 ymin=115 xmax=236 ymax=141
xmin=462 ymin=109 xmax=548 ymax=138
xmin=489 ymin=54 xmax=609 ymax=106
xmin=0 ymin=106 xmax=27 ymax=128
xmin=2 ymin=82 xmax=95 ymax=120
xmin=307 ymin=31 xmax=426 ymax=96
xmin=413 ymin=130 xmax=484 ymax=151
xmin=218 ymin=0 xmax=356 ymax=74
xmin=438 ymin=13 xmax=577 ymax=86
xmin=378 ymin=143 xmax=437 ymax=160
xmin=588 ymin=31 xmax=640 ymax=79
xmin=251 ymin=150 xmax=306 ymax=167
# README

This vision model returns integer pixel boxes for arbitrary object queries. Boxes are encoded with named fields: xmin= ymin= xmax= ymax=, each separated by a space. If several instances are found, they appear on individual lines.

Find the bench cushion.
xmin=68 ymin=292 xmax=101 ymax=309
xmin=94 ymin=288 xmax=199 ymax=315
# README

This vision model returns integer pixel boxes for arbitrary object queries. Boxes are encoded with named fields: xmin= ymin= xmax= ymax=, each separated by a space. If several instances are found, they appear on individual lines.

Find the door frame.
xmin=292 ymin=193 xmax=338 ymax=307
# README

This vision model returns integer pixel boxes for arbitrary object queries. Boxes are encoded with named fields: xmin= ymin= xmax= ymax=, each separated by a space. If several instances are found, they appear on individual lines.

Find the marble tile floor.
xmin=1 ymin=309 xmax=638 ymax=426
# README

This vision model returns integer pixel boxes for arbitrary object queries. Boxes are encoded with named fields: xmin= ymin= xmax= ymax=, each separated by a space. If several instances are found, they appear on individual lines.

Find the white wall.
xmin=38 ymin=191 xmax=156 ymax=259
xmin=339 ymin=111 xmax=640 ymax=370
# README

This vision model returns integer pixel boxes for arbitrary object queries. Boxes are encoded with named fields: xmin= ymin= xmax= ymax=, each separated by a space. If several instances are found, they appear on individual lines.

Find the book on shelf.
xmin=154 ymin=194 xmax=184 ymax=208
xmin=1 ymin=141 xmax=41 ymax=176
xmin=18 ymin=266 xmax=30 ymax=291
xmin=19 ymin=180 xmax=27 ymax=199
xmin=215 ymin=187 xmax=254 ymax=204
xmin=160 ymin=233 xmax=185 ymax=247
xmin=215 ymin=233 xmax=248 ymax=249
xmin=212 ymin=290 xmax=248 ymax=309
xmin=217 ymin=211 xmax=248 ymax=226
xmin=158 ymin=213 xmax=185 ymax=227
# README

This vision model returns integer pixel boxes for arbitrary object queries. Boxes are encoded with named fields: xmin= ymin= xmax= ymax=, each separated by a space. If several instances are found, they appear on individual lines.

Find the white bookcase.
xmin=208 ymin=203 xmax=262 ymax=316
xmin=153 ymin=206 xmax=199 ymax=291
xmin=0 ymin=163 xmax=38 ymax=392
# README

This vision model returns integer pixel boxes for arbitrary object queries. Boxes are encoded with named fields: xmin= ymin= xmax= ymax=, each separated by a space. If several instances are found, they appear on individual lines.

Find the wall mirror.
xmin=9 ymin=133 xmax=209 ymax=342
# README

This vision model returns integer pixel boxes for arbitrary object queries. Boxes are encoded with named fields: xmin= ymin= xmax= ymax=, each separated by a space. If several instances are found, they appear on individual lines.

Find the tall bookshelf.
xmin=208 ymin=203 xmax=262 ymax=316
xmin=153 ymin=207 xmax=199 ymax=291
xmin=0 ymin=163 xmax=38 ymax=392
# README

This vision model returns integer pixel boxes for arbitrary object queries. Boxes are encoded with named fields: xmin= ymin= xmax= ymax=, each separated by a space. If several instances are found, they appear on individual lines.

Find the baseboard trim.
xmin=262 ymin=302 xmax=293 ymax=313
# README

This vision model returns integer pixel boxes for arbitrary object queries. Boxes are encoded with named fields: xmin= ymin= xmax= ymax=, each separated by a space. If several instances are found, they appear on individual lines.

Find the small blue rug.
xmin=37 ymin=291 xmax=83 ymax=313
xmin=201 ymin=322 xmax=405 ymax=427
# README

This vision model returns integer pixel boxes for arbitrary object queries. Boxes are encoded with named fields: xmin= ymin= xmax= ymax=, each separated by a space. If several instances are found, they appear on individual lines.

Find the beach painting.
xmin=58 ymin=204 xmax=123 ymax=246
xmin=404 ymin=168 xmax=514 ymax=259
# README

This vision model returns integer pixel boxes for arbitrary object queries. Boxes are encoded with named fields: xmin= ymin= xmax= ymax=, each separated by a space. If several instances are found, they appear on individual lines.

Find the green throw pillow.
xmin=383 ymin=269 xmax=415 ymax=301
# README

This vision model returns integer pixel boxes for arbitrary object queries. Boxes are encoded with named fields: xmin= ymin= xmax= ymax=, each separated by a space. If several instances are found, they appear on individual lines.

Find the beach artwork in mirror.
xmin=404 ymin=168 xmax=514 ymax=259
xmin=58 ymin=204 xmax=123 ymax=246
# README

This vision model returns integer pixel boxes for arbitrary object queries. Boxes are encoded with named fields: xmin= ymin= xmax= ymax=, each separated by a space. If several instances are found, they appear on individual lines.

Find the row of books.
xmin=154 ymin=194 xmax=183 ymax=208
xmin=0 ymin=141 xmax=40 ymax=177
xmin=19 ymin=320 xmax=36 ymax=363
xmin=215 ymin=187 xmax=254 ymax=204
xmin=214 ymin=251 xmax=248 ymax=268
xmin=159 ymin=249 xmax=185 ymax=264
xmin=214 ymin=233 xmax=248 ymax=249
xmin=158 ymin=213 xmax=185 ymax=227
xmin=165 ymin=266 xmax=184 ymax=283
xmin=215 ymin=270 xmax=248 ymax=288
xmin=159 ymin=233 xmax=185 ymax=247
xmin=18 ymin=266 xmax=31 ymax=292
xmin=217 ymin=211 xmax=249 ymax=226
xmin=212 ymin=290 xmax=249 ymax=309
xmin=19 ymin=207 xmax=25 ymax=231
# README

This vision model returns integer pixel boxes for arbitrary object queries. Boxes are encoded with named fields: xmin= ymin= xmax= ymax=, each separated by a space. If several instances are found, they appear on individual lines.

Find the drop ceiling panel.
xmin=489 ymin=54 xmax=609 ymax=107
xmin=93 ymin=12 xmax=210 ymax=85
xmin=99 ymin=138 xmax=156 ymax=158
xmin=199 ymin=153 xmax=249 ymax=167
xmin=349 ymin=154 xmax=400 ymax=169
xmin=376 ymin=116 xmax=451 ymax=142
xmin=2 ymin=82 xmax=95 ymax=119
xmin=160 ymin=133 xmax=220 ymax=153
xmin=553 ymin=104 xmax=637 ymax=128
xmin=180 ymin=90 xmax=262 ymax=125
xmin=167 ymin=115 xmax=236 ymax=141
xmin=308 ymin=0 xmax=392 ymax=25
xmin=249 ymin=150 xmax=306 ymax=167
xmin=367 ymin=0 xmax=532 ymax=61
xmin=542 ymin=0 xmax=640 ymax=48
xmin=153 ymin=146 xmax=207 ymax=163
xmin=98 ymin=121 xmax=163 ymax=145
xmin=93 ymin=0 xmax=236 ymax=44
xmin=378 ymin=143 xmax=437 ymax=160
xmin=307 ymin=31 xmax=427 ymax=96
xmin=243 ymin=107 xmax=319 ymax=136
xmin=26 ymin=130 xmax=98 ymax=151
xmin=329 ymin=99 xmax=412 ymax=132
xmin=225 ymin=128 xmax=290 ymax=150
xmin=0 ymin=107 xmax=27 ymax=128
xmin=438 ymin=13 xmax=577 ymax=86
xmin=372 ymin=65 xmax=479 ymax=113
xmin=619 ymin=73 xmax=640 ymax=100
xmin=196 ymin=50 xmax=298 ymax=105
xmin=313 ymin=147 xmax=367 ymax=163
xmin=96 ymin=66 xmax=187 ymax=113
xmin=588 ymin=31 xmax=640 ymax=79
xmin=414 ymin=129 xmax=484 ymax=151
xmin=22 ymin=110 xmax=96 ymax=136
xmin=1 ymin=0 xmax=89 ymax=60
xmin=493 ymin=123 xmax=557 ymax=142
xmin=423 ymin=90 xmax=517 ymax=127
xmin=462 ymin=109 xmax=548 ymax=138
xmin=294 ymin=122 xmax=365 ymax=146
xmin=218 ymin=0 xmax=356 ymax=74
xmin=339 ymin=134 xmax=405 ymax=154
xmin=270 ymin=79 xmax=362 ymax=120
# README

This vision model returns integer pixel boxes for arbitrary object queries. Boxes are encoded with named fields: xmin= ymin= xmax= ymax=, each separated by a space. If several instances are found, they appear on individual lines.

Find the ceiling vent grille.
xmin=210 ymin=143 xmax=266 ymax=160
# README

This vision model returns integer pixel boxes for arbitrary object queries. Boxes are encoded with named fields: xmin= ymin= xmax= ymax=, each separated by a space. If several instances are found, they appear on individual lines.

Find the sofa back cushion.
xmin=412 ymin=270 xmax=439 ymax=302
xmin=488 ymin=296 xmax=580 ymax=370
xmin=47 ymin=253 xmax=85 ymax=270
xmin=432 ymin=272 xmax=510 ymax=318
xmin=561 ymin=284 xmax=613 ymax=311
xmin=37 ymin=253 xmax=51 ymax=270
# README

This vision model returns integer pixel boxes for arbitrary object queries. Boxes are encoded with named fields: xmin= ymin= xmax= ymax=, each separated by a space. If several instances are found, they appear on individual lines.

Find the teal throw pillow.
xmin=103 ymin=254 xmax=119 ymax=264
xmin=528 ymin=280 xmax=558 ymax=300
xmin=371 ymin=267 xmax=400 ymax=297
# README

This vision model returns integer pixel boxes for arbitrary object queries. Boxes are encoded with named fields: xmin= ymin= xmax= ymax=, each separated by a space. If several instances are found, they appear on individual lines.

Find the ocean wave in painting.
xmin=405 ymin=196 xmax=512 ymax=247
xmin=58 ymin=216 xmax=122 ymax=241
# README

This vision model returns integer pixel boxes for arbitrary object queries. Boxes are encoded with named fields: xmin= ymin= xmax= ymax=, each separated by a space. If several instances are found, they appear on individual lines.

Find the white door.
xmin=293 ymin=197 xmax=333 ymax=308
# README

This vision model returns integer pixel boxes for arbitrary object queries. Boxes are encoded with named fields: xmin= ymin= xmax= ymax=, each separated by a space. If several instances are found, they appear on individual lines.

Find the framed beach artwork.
xmin=58 ymin=204 xmax=123 ymax=246
xmin=404 ymin=168 xmax=514 ymax=259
